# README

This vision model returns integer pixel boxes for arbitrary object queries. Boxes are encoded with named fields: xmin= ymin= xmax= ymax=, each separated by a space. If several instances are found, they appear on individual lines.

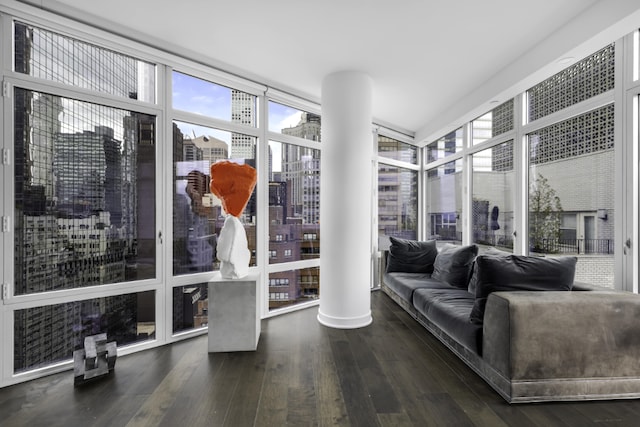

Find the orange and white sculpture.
xmin=209 ymin=160 xmax=257 ymax=279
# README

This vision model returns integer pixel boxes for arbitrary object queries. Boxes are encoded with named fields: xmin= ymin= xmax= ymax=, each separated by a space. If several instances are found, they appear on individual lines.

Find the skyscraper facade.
xmin=230 ymin=90 xmax=256 ymax=160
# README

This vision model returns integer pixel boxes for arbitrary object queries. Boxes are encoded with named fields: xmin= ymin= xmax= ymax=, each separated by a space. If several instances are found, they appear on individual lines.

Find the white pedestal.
xmin=208 ymin=274 xmax=260 ymax=352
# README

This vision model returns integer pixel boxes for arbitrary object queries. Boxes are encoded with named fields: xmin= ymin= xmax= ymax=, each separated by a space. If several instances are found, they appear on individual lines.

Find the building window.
xmin=269 ymin=278 xmax=289 ymax=286
xmin=269 ymin=292 xmax=290 ymax=301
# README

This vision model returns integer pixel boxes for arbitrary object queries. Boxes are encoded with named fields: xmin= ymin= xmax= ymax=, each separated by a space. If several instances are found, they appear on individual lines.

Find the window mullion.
xmin=514 ymin=93 xmax=527 ymax=255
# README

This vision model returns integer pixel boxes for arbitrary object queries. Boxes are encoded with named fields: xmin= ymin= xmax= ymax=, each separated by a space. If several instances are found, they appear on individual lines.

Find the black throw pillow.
xmin=431 ymin=244 xmax=478 ymax=288
xmin=469 ymin=254 xmax=577 ymax=324
xmin=386 ymin=236 xmax=438 ymax=274
xmin=467 ymin=247 xmax=511 ymax=295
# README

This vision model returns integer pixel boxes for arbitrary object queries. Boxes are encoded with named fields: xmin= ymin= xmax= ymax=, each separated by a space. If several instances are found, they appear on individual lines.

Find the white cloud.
xmin=273 ymin=111 xmax=302 ymax=133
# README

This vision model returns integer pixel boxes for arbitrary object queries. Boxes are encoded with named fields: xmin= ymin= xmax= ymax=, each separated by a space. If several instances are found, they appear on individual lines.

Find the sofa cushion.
xmin=413 ymin=288 xmax=482 ymax=354
xmin=468 ymin=247 xmax=512 ymax=295
xmin=431 ymin=244 xmax=478 ymax=288
xmin=469 ymin=254 xmax=577 ymax=324
xmin=384 ymin=272 xmax=450 ymax=302
xmin=387 ymin=237 xmax=438 ymax=274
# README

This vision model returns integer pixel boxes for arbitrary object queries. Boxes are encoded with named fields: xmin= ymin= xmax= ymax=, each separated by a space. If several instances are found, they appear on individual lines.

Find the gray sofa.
xmin=381 ymin=237 xmax=640 ymax=403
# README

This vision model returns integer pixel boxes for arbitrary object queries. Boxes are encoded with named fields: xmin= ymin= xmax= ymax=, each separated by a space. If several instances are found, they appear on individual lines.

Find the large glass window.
xmin=14 ymin=88 xmax=156 ymax=295
xmin=525 ymin=43 xmax=616 ymax=287
xmin=378 ymin=165 xmax=418 ymax=241
xmin=425 ymin=160 xmax=463 ymax=244
xmin=268 ymin=141 xmax=320 ymax=264
xmin=528 ymin=105 xmax=615 ymax=286
xmin=14 ymin=291 xmax=155 ymax=373
xmin=172 ymin=121 xmax=257 ymax=275
xmin=15 ymin=22 xmax=155 ymax=103
xmin=267 ymin=100 xmax=321 ymax=312
xmin=172 ymin=71 xmax=256 ymax=127
xmin=472 ymin=141 xmax=514 ymax=251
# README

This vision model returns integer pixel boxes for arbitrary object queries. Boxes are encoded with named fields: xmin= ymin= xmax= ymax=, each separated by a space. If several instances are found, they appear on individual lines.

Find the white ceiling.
xmin=15 ymin=0 xmax=640 ymax=142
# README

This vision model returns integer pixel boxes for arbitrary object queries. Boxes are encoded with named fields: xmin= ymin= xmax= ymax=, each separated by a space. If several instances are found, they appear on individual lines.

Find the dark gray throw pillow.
xmin=469 ymin=254 xmax=577 ymax=324
xmin=431 ymin=244 xmax=478 ymax=288
xmin=386 ymin=236 xmax=438 ymax=274
xmin=467 ymin=247 xmax=511 ymax=295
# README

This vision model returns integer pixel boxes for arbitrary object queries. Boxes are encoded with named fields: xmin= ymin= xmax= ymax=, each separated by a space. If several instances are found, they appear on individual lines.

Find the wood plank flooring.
xmin=2 ymin=290 xmax=640 ymax=426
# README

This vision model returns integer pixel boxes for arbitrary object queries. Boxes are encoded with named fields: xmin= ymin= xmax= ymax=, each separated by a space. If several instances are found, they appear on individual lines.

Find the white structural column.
xmin=317 ymin=71 xmax=373 ymax=329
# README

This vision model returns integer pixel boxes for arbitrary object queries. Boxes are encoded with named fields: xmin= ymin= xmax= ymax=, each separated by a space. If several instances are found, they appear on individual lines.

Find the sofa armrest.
xmin=571 ymin=280 xmax=615 ymax=292
xmin=483 ymin=290 xmax=640 ymax=381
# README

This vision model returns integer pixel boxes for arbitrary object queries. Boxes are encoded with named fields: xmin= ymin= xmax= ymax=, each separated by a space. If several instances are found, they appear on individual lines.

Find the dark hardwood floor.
xmin=2 ymin=290 xmax=640 ymax=426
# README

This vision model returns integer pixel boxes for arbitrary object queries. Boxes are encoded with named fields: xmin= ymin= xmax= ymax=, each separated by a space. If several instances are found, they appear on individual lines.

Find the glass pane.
xmin=527 ymin=44 xmax=614 ymax=122
xmin=378 ymin=165 xmax=418 ymax=241
xmin=425 ymin=159 xmax=463 ymax=245
xmin=173 ymin=283 xmax=208 ymax=334
xmin=269 ymin=267 xmax=319 ymax=311
xmin=472 ymin=99 xmax=514 ymax=144
xmin=472 ymin=141 xmax=514 ymax=251
xmin=268 ymin=141 xmax=320 ymax=264
xmin=14 ymin=21 xmax=155 ymax=103
xmin=173 ymin=121 xmax=257 ymax=275
xmin=425 ymin=128 xmax=463 ymax=164
xmin=14 ymin=291 xmax=155 ymax=373
xmin=268 ymin=101 xmax=321 ymax=142
xmin=172 ymin=71 xmax=256 ymax=126
xmin=528 ymin=105 xmax=614 ymax=287
xmin=14 ymin=89 xmax=156 ymax=295
xmin=378 ymin=135 xmax=417 ymax=163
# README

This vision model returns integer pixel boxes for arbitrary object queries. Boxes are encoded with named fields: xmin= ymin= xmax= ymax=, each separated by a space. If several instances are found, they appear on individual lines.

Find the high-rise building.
xmin=281 ymin=113 xmax=321 ymax=225
xmin=190 ymin=135 xmax=229 ymax=164
xmin=230 ymin=90 xmax=255 ymax=160
xmin=31 ymin=94 xmax=63 ymax=199
xmin=281 ymin=112 xmax=321 ymax=142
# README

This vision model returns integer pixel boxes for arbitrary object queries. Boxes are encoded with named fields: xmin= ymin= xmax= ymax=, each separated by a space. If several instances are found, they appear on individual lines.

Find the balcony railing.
xmin=530 ymin=238 xmax=613 ymax=255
